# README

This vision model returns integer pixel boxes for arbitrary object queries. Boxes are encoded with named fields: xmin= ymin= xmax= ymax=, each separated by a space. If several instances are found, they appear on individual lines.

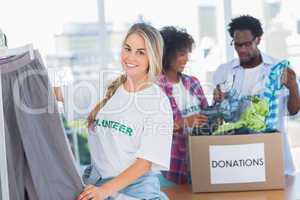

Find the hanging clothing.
xmin=0 ymin=51 xmax=83 ymax=200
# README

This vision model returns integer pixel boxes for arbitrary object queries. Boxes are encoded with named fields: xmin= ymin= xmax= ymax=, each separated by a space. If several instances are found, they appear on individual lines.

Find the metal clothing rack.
xmin=0 ymin=28 xmax=10 ymax=200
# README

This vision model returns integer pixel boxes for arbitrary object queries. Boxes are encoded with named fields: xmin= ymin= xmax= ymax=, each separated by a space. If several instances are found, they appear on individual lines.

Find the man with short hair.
xmin=213 ymin=15 xmax=300 ymax=175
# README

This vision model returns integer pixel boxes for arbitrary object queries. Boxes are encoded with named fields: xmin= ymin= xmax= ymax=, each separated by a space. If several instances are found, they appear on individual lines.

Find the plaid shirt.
xmin=157 ymin=73 xmax=208 ymax=184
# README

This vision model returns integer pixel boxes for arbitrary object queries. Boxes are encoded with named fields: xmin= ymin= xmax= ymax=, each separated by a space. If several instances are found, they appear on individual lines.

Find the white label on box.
xmin=209 ymin=143 xmax=266 ymax=184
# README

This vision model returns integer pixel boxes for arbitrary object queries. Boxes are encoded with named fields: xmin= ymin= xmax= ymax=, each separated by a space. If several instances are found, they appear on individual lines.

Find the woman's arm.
xmin=173 ymin=114 xmax=208 ymax=132
xmin=101 ymin=158 xmax=151 ymax=195
xmin=77 ymin=158 xmax=151 ymax=200
xmin=53 ymin=86 xmax=64 ymax=102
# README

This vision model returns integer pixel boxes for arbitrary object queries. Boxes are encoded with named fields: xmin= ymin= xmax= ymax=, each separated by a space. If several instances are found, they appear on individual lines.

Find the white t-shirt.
xmin=240 ymin=63 xmax=264 ymax=96
xmin=172 ymin=80 xmax=201 ymax=118
xmin=89 ymin=84 xmax=173 ymax=178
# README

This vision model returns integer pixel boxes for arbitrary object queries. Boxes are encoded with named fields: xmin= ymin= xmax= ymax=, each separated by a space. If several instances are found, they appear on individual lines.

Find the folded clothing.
xmin=213 ymin=96 xmax=269 ymax=135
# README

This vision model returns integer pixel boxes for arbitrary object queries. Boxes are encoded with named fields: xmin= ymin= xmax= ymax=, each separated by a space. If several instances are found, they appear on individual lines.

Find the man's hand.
xmin=281 ymin=68 xmax=297 ymax=90
xmin=213 ymin=85 xmax=225 ymax=103
xmin=281 ymin=67 xmax=300 ymax=115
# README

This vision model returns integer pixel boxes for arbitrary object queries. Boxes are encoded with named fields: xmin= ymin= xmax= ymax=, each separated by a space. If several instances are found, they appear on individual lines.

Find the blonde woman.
xmin=77 ymin=23 xmax=173 ymax=200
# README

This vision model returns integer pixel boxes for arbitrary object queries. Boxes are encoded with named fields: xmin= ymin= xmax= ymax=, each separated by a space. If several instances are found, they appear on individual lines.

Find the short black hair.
xmin=228 ymin=15 xmax=263 ymax=38
xmin=160 ymin=26 xmax=194 ymax=71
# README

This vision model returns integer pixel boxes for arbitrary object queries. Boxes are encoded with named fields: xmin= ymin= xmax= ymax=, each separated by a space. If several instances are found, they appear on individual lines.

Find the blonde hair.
xmin=87 ymin=23 xmax=164 ymax=126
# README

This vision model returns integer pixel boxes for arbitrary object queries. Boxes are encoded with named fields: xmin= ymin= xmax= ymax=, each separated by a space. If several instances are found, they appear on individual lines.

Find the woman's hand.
xmin=175 ymin=114 xmax=208 ymax=131
xmin=76 ymin=185 xmax=109 ymax=200
xmin=184 ymin=114 xmax=208 ymax=128
xmin=77 ymin=159 xmax=151 ymax=200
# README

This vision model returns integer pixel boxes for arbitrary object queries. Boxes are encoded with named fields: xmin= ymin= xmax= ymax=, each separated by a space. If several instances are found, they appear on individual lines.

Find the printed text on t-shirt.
xmin=95 ymin=119 xmax=134 ymax=136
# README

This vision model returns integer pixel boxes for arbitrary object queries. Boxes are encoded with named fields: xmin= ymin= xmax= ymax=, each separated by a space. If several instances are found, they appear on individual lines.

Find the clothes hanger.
xmin=0 ymin=44 xmax=35 ymax=60
xmin=0 ymin=28 xmax=7 ymax=50
xmin=0 ymin=29 xmax=34 ymax=60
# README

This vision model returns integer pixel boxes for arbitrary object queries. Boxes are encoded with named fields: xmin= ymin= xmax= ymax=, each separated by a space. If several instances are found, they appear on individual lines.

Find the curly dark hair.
xmin=228 ymin=15 xmax=263 ymax=38
xmin=160 ymin=26 xmax=194 ymax=72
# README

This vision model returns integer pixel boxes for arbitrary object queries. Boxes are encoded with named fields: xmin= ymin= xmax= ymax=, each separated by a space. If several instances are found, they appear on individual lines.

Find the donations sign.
xmin=209 ymin=143 xmax=266 ymax=184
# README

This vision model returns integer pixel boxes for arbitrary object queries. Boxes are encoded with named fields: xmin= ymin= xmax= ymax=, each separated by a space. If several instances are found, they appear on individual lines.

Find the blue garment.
xmin=219 ymin=60 xmax=289 ymax=132
xmin=82 ymin=165 xmax=169 ymax=200
xmin=219 ymin=89 xmax=251 ymax=122
xmin=263 ymin=60 xmax=289 ymax=131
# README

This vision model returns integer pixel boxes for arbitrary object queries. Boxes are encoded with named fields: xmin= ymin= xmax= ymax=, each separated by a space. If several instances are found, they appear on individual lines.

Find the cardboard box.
xmin=188 ymin=132 xmax=285 ymax=192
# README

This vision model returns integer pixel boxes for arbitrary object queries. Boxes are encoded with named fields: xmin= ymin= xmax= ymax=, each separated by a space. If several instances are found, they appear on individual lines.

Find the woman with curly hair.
xmin=158 ymin=26 xmax=208 ymax=184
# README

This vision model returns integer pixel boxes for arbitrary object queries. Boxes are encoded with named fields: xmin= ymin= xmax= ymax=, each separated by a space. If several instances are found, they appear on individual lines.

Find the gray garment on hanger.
xmin=0 ymin=51 xmax=83 ymax=200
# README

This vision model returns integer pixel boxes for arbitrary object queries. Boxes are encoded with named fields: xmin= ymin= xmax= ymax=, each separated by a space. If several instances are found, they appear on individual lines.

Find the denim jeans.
xmin=82 ymin=165 xmax=169 ymax=200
